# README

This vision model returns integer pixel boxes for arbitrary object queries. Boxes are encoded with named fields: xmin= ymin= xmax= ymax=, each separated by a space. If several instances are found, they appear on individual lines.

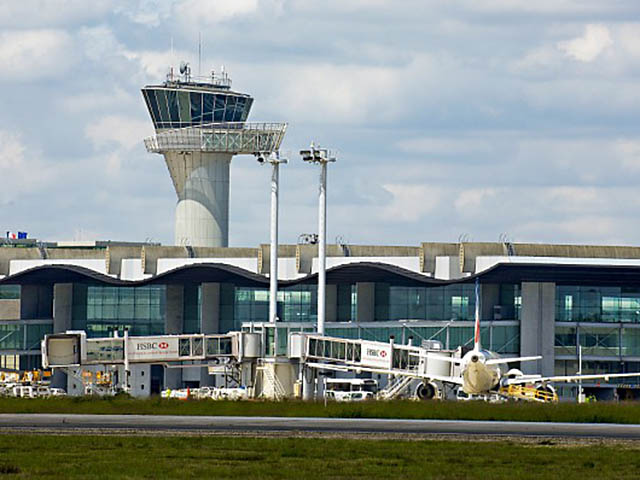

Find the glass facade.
xmin=183 ymin=284 xmax=201 ymax=334
xmin=374 ymin=283 xmax=519 ymax=322
xmin=557 ymin=286 xmax=640 ymax=323
xmin=233 ymin=286 xmax=319 ymax=329
xmin=0 ymin=285 xmax=20 ymax=299
xmin=72 ymin=285 xmax=166 ymax=338
xmin=231 ymin=283 xmax=519 ymax=354
xmin=142 ymin=88 xmax=253 ymax=129
xmin=263 ymin=323 xmax=519 ymax=354
xmin=337 ymin=284 xmax=357 ymax=322
xmin=555 ymin=325 xmax=640 ymax=358
xmin=0 ymin=323 xmax=52 ymax=350
xmin=375 ymin=284 xmax=475 ymax=321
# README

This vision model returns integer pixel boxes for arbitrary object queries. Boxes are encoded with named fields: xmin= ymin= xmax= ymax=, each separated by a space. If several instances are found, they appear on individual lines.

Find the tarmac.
xmin=0 ymin=414 xmax=639 ymax=439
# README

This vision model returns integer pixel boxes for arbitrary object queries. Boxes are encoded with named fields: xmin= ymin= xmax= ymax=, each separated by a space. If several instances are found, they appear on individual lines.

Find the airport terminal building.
xmin=1 ymin=239 xmax=640 ymax=399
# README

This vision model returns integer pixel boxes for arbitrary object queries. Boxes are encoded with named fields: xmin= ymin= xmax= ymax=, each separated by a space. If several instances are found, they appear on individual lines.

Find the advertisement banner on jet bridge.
xmin=127 ymin=337 xmax=179 ymax=362
xmin=361 ymin=341 xmax=392 ymax=369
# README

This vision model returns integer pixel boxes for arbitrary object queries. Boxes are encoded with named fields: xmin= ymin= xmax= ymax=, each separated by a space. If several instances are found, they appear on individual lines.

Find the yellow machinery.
xmin=0 ymin=370 xmax=51 ymax=384
xmin=80 ymin=370 xmax=114 ymax=394
xmin=499 ymin=384 xmax=558 ymax=403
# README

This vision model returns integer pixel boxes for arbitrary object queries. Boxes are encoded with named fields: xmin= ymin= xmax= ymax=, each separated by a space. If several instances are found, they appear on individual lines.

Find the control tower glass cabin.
xmin=141 ymin=68 xmax=253 ymax=247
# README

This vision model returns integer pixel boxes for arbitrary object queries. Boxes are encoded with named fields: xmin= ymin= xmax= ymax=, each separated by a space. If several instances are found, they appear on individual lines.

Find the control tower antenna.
xmin=142 ymin=66 xmax=287 ymax=247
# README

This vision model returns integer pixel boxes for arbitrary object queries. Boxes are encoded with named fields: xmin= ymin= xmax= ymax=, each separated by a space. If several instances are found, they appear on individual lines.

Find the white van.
xmin=324 ymin=378 xmax=378 ymax=402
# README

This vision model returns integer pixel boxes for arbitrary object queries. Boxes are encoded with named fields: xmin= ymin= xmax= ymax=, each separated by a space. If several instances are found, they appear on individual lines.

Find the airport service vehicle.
xmin=161 ymin=386 xmax=248 ymax=401
xmin=324 ymin=378 xmax=378 ymax=401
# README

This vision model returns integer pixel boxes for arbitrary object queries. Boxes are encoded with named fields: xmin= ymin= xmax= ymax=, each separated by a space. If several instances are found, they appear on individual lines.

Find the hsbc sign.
xmin=361 ymin=341 xmax=392 ymax=369
xmin=128 ymin=337 xmax=179 ymax=362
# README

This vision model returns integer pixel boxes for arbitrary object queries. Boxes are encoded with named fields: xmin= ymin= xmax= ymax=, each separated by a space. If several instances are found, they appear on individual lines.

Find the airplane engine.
xmin=536 ymin=384 xmax=556 ymax=398
xmin=500 ymin=369 xmax=524 ymax=388
xmin=415 ymin=381 xmax=439 ymax=400
xmin=505 ymin=368 xmax=523 ymax=378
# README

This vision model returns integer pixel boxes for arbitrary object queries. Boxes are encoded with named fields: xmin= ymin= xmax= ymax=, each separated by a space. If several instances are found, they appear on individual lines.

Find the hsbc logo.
xmin=366 ymin=348 xmax=388 ymax=358
xmin=136 ymin=341 xmax=170 ymax=351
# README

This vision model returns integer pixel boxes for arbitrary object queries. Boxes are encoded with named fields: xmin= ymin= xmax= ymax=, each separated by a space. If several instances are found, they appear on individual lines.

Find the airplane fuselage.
xmin=460 ymin=349 xmax=502 ymax=395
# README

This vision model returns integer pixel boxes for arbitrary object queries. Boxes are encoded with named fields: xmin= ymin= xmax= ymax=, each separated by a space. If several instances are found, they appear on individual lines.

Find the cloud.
xmin=3 ymin=3 xmax=640 ymax=248
xmin=558 ymin=24 xmax=613 ymax=62
xmin=0 ymin=1 xmax=115 ymax=27
xmin=617 ymin=23 xmax=640 ymax=60
xmin=400 ymin=137 xmax=493 ymax=156
xmin=85 ymin=115 xmax=153 ymax=152
xmin=454 ymin=188 xmax=499 ymax=213
xmin=511 ymin=45 xmax=564 ymax=75
xmin=380 ymin=184 xmax=444 ymax=222
xmin=114 ymin=0 xmax=174 ymax=27
xmin=172 ymin=0 xmax=284 ymax=33
xmin=514 ymin=214 xmax=631 ymax=244
xmin=0 ymin=130 xmax=55 ymax=203
xmin=0 ymin=30 xmax=74 ymax=81
xmin=130 ymin=49 xmax=192 ymax=81
xmin=615 ymin=140 xmax=640 ymax=170
xmin=0 ymin=131 xmax=26 ymax=170
xmin=56 ymin=87 xmax=136 ymax=114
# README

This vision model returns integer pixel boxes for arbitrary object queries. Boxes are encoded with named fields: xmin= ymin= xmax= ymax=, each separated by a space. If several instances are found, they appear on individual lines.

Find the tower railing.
xmin=144 ymin=122 xmax=288 ymax=154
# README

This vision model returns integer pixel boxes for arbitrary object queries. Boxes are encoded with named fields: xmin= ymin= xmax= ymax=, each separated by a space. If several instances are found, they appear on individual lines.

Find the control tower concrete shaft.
xmin=142 ymin=67 xmax=286 ymax=247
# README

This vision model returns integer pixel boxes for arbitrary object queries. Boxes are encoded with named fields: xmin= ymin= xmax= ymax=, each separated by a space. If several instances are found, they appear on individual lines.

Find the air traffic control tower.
xmin=142 ymin=65 xmax=286 ymax=247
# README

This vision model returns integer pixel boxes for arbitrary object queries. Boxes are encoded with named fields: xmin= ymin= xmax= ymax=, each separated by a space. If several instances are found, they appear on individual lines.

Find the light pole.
xmin=257 ymin=152 xmax=287 ymax=355
xmin=262 ymin=152 xmax=287 ymax=324
xmin=300 ymin=143 xmax=336 ymax=335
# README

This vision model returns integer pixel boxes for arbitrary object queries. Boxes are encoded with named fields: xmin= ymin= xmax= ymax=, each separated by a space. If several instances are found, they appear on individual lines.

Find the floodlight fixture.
xmin=300 ymin=143 xmax=336 ymax=165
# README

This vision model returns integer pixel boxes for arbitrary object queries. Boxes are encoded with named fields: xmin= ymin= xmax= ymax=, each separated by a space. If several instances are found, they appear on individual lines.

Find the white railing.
xmin=144 ymin=122 xmax=287 ymax=154
xmin=165 ymin=69 xmax=232 ymax=89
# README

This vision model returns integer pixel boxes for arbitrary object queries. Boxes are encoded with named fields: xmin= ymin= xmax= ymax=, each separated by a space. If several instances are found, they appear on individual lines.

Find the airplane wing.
xmin=422 ymin=373 xmax=464 ymax=385
xmin=416 ymin=353 xmax=463 ymax=364
xmin=504 ymin=371 xmax=640 ymax=386
xmin=486 ymin=355 xmax=542 ymax=365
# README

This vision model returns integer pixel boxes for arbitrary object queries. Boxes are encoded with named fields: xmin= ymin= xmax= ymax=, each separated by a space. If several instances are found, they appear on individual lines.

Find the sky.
xmin=1 ymin=1 xmax=640 ymax=248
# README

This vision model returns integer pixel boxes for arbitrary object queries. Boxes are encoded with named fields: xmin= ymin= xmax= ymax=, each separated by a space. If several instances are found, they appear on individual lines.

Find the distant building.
xmin=1 ymin=240 xmax=640 ymax=400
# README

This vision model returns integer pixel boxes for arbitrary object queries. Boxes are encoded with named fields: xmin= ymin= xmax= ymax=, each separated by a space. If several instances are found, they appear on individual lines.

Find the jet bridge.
xmin=42 ymin=331 xmax=261 ymax=367
xmin=42 ymin=331 xmax=464 ymax=400
xmin=42 ymin=331 xmax=262 ymax=395
xmin=289 ymin=333 xmax=462 ymax=400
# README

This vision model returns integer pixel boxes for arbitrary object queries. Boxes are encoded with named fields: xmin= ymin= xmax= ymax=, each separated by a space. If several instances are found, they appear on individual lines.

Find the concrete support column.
xmin=481 ymin=284 xmax=500 ymax=321
xmin=520 ymin=282 xmax=556 ymax=376
xmin=20 ymin=285 xmax=53 ymax=320
xmin=53 ymin=284 xmax=73 ymax=333
xmin=52 ymin=283 xmax=73 ymax=390
xmin=200 ymin=282 xmax=220 ymax=386
xmin=302 ymin=367 xmax=315 ymax=401
xmin=201 ymin=283 xmax=220 ymax=334
xmin=164 ymin=151 xmax=232 ymax=247
xmin=164 ymin=285 xmax=184 ymax=389
xmin=356 ymin=282 xmax=375 ymax=323
xmin=325 ymin=284 xmax=337 ymax=323
xmin=165 ymin=285 xmax=184 ymax=334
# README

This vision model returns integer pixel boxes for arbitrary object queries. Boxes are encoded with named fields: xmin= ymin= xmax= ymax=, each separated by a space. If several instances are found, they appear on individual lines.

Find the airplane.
xmin=303 ymin=278 xmax=640 ymax=402
xmin=419 ymin=278 xmax=640 ymax=400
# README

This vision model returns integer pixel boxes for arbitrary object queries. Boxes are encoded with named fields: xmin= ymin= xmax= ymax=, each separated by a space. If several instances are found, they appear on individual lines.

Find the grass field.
xmin=0 ymin=434 xmax=638 ymax=479
xmin=1 ymin=396 xmax=640 ymax=424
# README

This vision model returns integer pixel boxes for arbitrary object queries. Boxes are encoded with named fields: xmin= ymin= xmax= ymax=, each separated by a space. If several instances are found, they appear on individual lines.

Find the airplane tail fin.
xmin=474 ymin=277 xmax=481 ymax=351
